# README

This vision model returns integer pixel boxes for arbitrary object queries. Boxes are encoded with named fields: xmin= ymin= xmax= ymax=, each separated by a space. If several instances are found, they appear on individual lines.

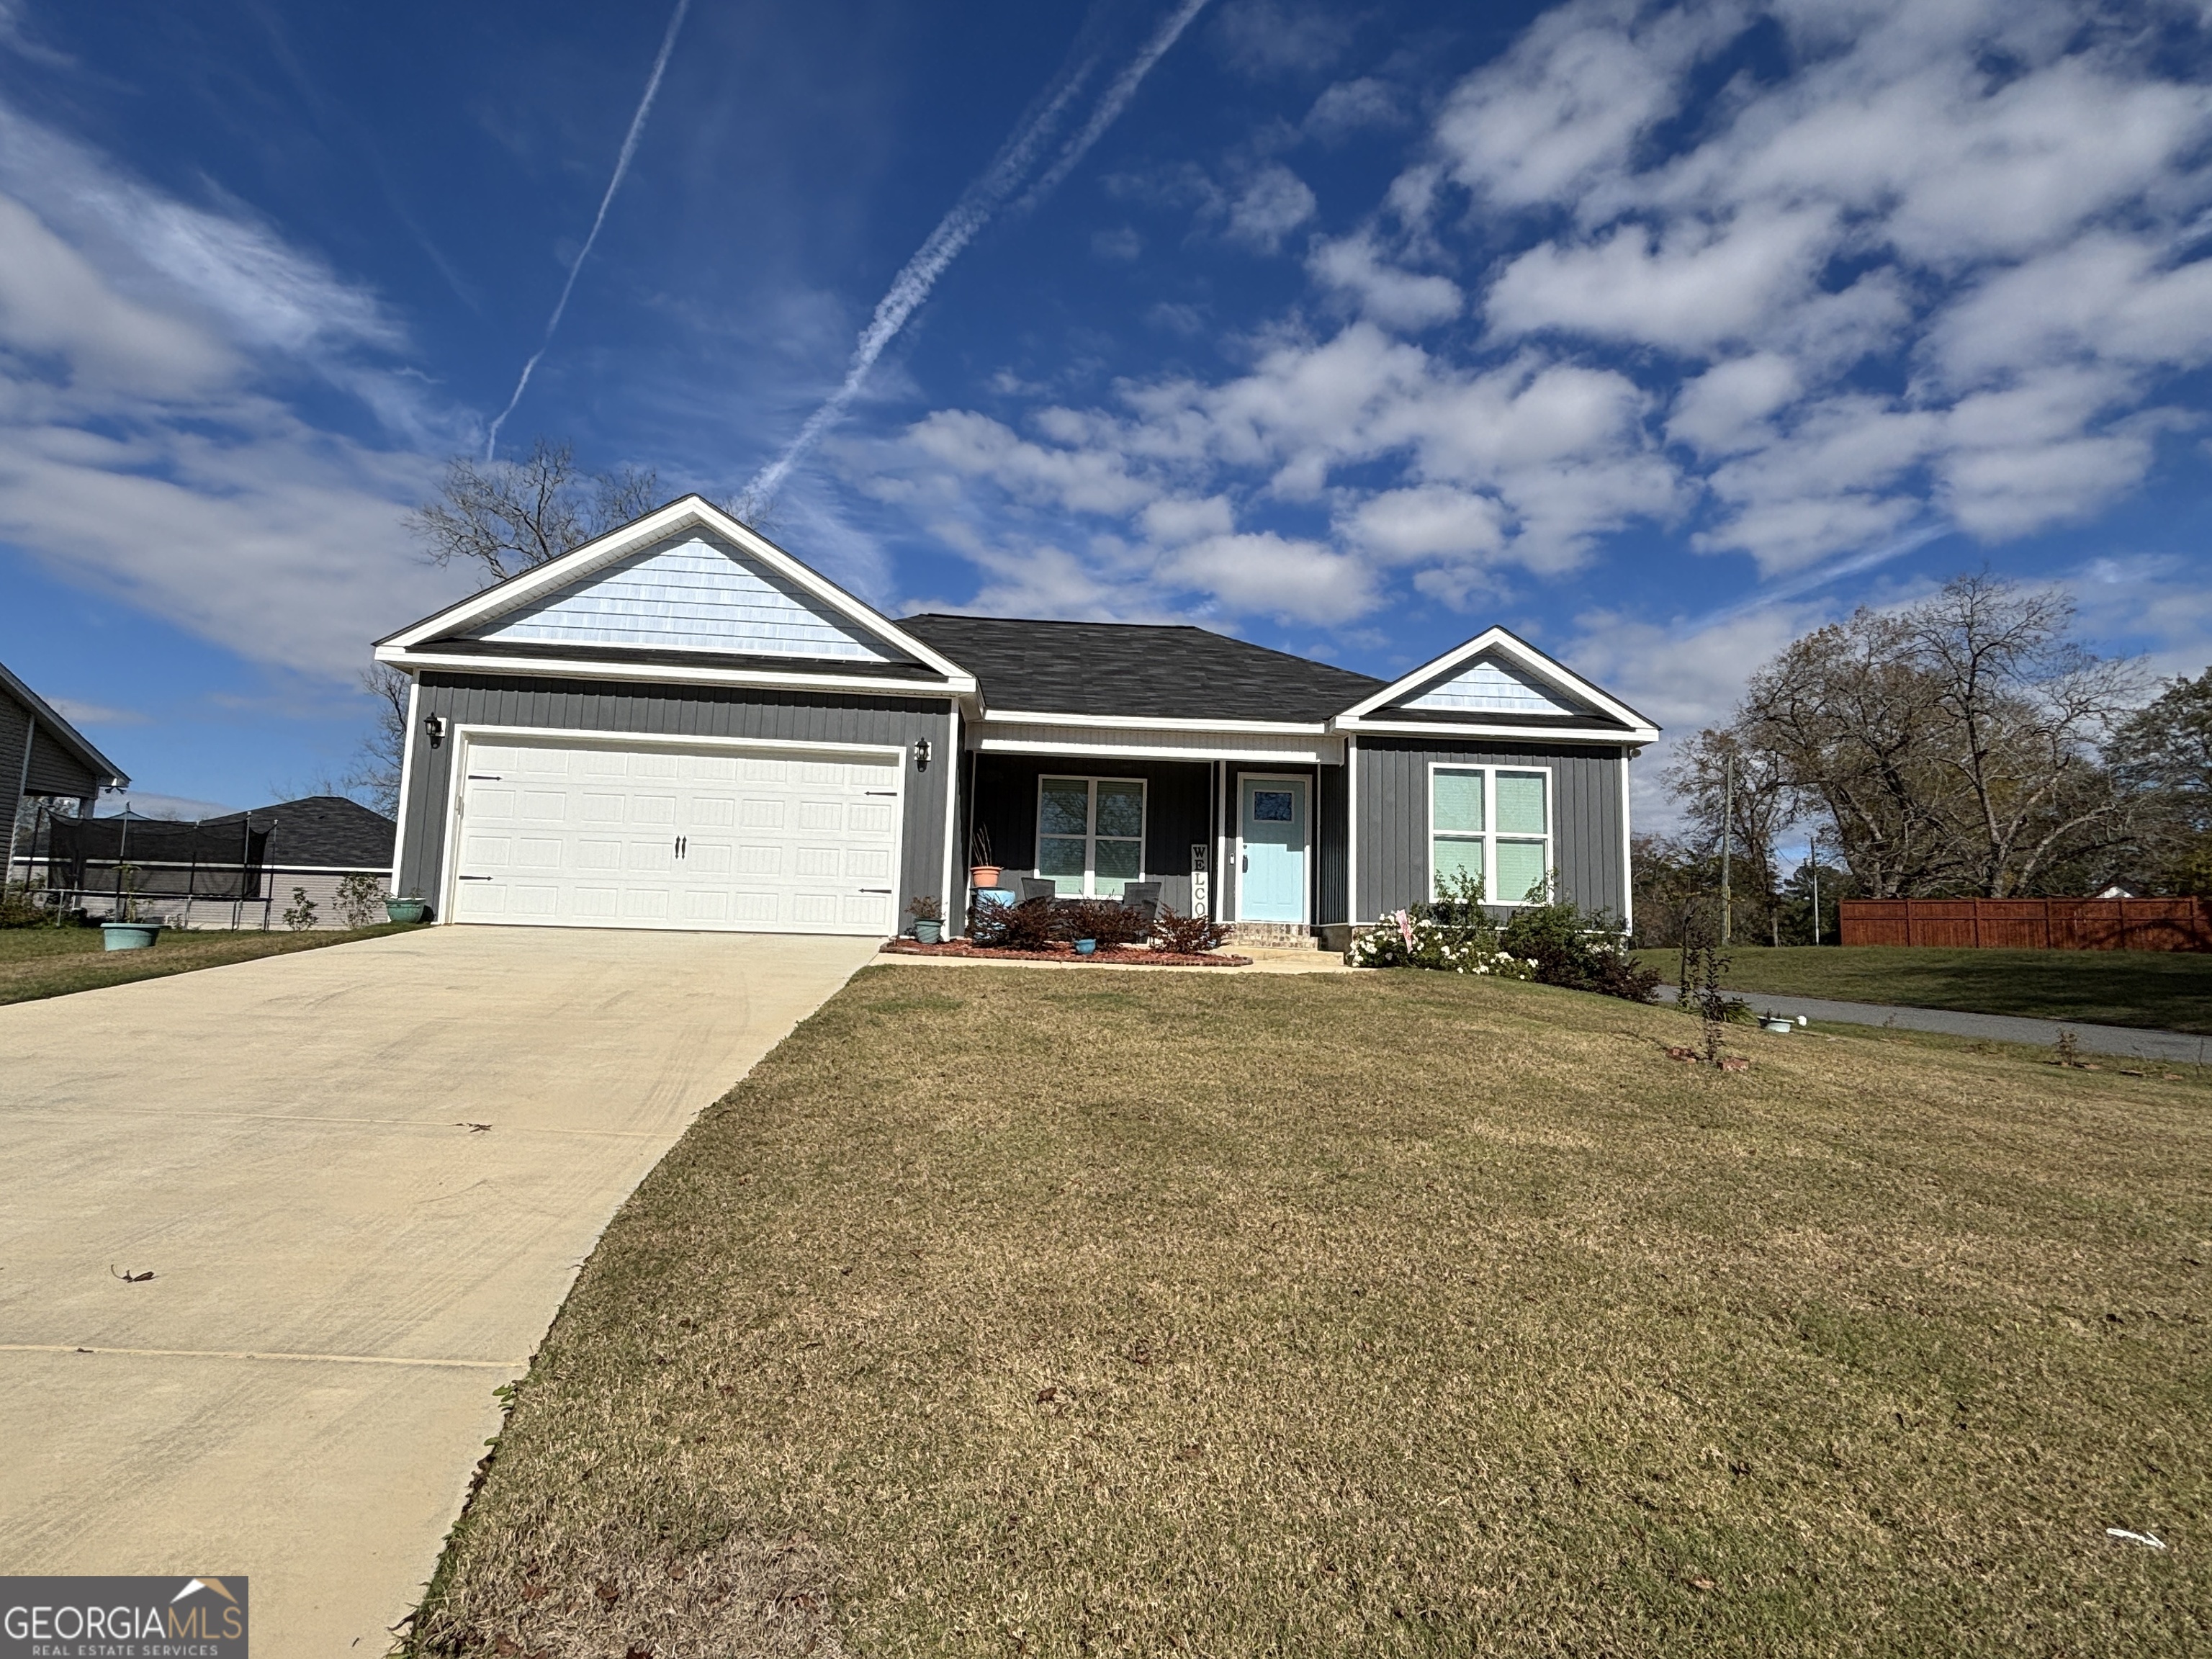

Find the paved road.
xmin=0 ymin=927 xmax=875 ymax=1655
xmin=1658 ymin=984 xmax=2208 ymax=1064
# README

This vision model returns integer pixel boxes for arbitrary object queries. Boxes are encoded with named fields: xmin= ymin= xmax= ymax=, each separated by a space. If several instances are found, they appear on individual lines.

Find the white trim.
xmin=379 ymin=498 xmax=976 ymax=685
xmin=434 ymin=724 xmax=908 ymax=934
xmin=1346 ymin=736 xmax=1359 ymax=927
xmin=978 ymin=724 xmax=1341 ymax=765
xmin=1233 ymin=771 xmax=1311 ymax=925
xmin=374 ymin=645 xmax=968 ymax=699
xmin=986 ymin=709 xmax=1328 ymax=735
xmin=939 ymin=703 xmax=959 ymax=922
xmin=1335 ymin=626 xmax=1660 ymax=741
xmin=1619 ymin=751 xmax=1635 ymax=934
xmin=390 ymin=677 xmax=421 ymax=896
xmin=1213 ymin=760 xmax=1226 ymax=923
xmin=1426 ymin=760 xmax=1555 ymax=908
xmin=1334 ymin=714 xmax=1660 ymax=745
xmin=1033 ymin=772 xmax=1147 ymax=899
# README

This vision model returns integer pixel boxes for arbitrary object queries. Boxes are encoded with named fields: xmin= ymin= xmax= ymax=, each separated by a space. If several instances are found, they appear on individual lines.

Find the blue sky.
xmin=2 ymin=0 xmax=2210 ymax=823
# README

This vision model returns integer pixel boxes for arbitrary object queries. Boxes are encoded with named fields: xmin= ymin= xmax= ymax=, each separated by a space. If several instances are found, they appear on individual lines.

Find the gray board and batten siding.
xmin=397 ymin=674 xmax=955 ymax=920
xmin=1352 ymin=737 xmax=1629 ymax=922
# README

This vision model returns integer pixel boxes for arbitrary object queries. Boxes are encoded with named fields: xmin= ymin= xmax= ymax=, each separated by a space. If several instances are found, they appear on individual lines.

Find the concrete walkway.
xmin=1658 ymin=984 xmax=2208 ymax=1064
xmin=0 ymin=926 xmax=876 ymax=1655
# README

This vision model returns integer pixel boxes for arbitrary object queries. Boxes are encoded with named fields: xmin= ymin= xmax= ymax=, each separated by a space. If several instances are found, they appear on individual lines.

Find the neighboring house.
xmin=2 ymin=659 xmax=130 ymax=884
xmin=20 ymin=796 xmax=395 ymax=928
xmin=374 ymin=498 xmax=1658 ymax=943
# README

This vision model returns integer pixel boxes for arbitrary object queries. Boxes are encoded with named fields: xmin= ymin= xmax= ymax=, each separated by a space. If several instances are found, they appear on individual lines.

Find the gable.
xmin=462 ymin=533 xmax=899 ymax=663
xmin=1393 ymin=652 xmax=1593 ymax=718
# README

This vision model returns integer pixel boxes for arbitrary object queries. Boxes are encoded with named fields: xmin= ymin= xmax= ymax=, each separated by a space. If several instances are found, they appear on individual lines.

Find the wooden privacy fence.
xmin=1839 ymin=896 xmax=2212 ymax=952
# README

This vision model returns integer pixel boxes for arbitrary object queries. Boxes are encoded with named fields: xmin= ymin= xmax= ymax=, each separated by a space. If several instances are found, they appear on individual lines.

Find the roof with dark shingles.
xmin=201 ymin=796 xmax=395 ymax=868
xmin=896 ymin=615 xmax=1386 ymax=724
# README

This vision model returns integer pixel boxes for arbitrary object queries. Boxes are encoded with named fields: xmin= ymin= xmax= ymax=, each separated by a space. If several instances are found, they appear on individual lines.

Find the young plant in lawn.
xmin=282 ymin=886 xmax=320 ymax=931
xmin=332 ymin=872 xmax=386 ymax=928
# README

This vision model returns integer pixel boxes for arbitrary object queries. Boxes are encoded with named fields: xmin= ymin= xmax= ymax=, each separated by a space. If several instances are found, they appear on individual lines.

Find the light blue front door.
xmin=1239 ymin=776 xmax=1307 ymax=922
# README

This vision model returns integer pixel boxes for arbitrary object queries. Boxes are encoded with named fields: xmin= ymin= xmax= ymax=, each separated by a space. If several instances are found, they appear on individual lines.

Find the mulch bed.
xmin=881 ymin=940 xmax=1251 ymax=968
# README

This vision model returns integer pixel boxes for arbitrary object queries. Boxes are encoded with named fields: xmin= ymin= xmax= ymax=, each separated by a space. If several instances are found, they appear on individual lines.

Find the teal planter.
xmin=385 ymin=899 xmax=428 ymax=924
xmin=1074 ymin=938 xmax=1097 ymax=956
xmin=914 ymin=920 xmax=943 ymax=944
xmin=101 ymin=922 xmax=163 ymax=951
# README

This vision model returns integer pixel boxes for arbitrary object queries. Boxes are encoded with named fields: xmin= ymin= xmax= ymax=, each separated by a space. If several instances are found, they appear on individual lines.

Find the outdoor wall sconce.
xmin=913 ymin=737 xmax=932 ymax=770
xmin=424 ymin=714 xmax=448 ymax=745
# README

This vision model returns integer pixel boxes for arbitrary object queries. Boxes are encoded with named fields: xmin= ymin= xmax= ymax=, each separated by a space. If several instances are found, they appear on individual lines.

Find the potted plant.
xmin=968 ymin=825 xmax=1002 ymax=892
xmin=909 ymin=894 xmax=945 ymax=945
xmin=385 ymin=895 xmax=429 ymax=924
xmin=99 ymin=863 xmax=163 ymax=951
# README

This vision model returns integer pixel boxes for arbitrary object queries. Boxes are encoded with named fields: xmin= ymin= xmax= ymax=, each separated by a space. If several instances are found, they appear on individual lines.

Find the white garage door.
xmin=447 ymin=737 xmax=902 ymax=934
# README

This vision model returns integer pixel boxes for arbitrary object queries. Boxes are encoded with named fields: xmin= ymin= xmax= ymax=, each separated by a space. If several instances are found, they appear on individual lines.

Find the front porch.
xmin=953 ymin=749 xmax=1349 ymax=942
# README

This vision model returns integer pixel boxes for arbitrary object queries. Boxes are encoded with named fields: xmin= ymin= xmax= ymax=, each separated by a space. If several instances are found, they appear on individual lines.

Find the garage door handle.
xmin=858 ymin=887 xmax=892 ymax=894
xmin=457 ymin=875 xmax=493 ymax=881
xmin=865 ymin=789 xmax=897 ymax=796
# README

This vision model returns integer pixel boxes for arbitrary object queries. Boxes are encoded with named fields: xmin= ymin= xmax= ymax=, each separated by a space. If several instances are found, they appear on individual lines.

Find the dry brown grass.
xmin=0 ymin=921 xmax=412 ymax=1004
xmin=406 ymin=966 xmax=2211 ymax=1658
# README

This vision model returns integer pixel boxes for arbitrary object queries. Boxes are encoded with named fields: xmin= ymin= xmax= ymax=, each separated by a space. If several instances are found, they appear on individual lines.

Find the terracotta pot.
xmin=971 ymin=864 xmax=1002 ymax=888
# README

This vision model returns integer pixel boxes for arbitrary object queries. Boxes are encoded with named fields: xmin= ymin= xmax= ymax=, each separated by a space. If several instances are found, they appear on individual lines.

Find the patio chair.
xmin=1017 ymin=877 xmax=1058 ymax=904
xmin=1118 ymin=881 xmax=1161 ymax=925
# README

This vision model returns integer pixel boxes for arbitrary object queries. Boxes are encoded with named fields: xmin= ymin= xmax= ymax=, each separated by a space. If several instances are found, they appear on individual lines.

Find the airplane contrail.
xmin=485 ymin=0 xmax=693 ymax=459
xmin=738 ymin=0 xmax=1212 ymax=516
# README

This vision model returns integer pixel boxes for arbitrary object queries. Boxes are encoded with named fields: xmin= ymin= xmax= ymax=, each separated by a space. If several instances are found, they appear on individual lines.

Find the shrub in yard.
xmin=332 ymin=872 xmax=385 ymax=928
xmin=1500 ymin=897 xmax=1660 ymax=1004
xmin=1153 ymin=905 xmax=1231 ymax=954
xmin=1057 ymin=897 xmax=1151 ymax=948
xmin=967 ymin=894 xmax=1058 ymax=951
xmin=282 ymin=886 xmax=319 ymax=931
xmin=1 ymin=882 xmax=45 ymax=929
xmin=1348 ymin=869 xmax=1529 ymax=976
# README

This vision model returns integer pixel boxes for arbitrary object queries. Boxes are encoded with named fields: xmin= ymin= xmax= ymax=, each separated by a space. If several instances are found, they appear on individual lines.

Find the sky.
xmin=1 ymin=0 xmax=2210 ymax=828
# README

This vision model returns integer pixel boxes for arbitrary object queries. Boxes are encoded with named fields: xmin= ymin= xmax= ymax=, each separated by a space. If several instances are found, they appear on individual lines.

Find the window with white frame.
xmin=1430 ymin=765 xmax=1550 ymax=904
xmin=1036 ymin=775 xmax=1146 ymax=897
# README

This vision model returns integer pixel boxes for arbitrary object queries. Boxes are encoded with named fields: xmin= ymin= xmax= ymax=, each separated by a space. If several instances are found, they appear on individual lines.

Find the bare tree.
xmin=405 ymin=437 xmax=661 ymax=587
xmin=344 ymin=664 xmax=411 ymax=817
xmin=1663 ymin=728 xmax=1791 ymax=935
xmin=2112 ymin=664 xmax=2212 ymax=893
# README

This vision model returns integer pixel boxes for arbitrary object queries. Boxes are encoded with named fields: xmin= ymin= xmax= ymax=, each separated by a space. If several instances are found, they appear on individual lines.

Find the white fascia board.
xmin=1336 ymin=625 xmax=1660 ymax=735
xmin=375 ymin=496 xmax=976 ymax=684
xmin=981 ymin=709 xmax=1330 ymax=735
xmin=979 ymin=731 xmax=1344 ymax=765
xmin=376 ymin=645 xmax=970 ymax=699
xmin=1334 ymin=714 xmax=1659 ymax=745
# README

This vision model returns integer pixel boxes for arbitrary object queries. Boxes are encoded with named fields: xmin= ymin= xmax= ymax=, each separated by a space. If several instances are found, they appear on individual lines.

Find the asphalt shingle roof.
xmin=896 ymin=615 xmax=1384 ymax=724
xmin=201 ymin=796 xmax=395 ymax=868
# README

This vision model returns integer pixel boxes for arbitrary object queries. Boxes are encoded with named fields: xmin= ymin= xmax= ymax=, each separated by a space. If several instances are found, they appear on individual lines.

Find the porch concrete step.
xmin=1223 ymin=922 xmax=1324 ymax=950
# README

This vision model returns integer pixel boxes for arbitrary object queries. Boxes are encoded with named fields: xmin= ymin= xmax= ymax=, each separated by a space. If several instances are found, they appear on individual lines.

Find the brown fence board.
xmin=1839 ymin=896 xmax=2211 ymax=952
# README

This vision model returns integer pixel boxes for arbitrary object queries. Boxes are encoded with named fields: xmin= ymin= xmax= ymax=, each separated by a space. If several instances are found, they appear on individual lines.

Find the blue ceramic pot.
xmin=914 ymin=920 xmax=943 ymax=944
xmin=1075 ymin=938 xmax=1097 ymax=956
xmin=101 ymin=922 xmax=163 ymax=951
xmin=385 ymin=899 xmax=428 ymax=924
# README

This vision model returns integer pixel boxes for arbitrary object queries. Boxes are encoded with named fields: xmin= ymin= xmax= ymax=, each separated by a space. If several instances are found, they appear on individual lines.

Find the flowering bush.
xmin=1346 ymin=909 xmax=1538 ymax=978
xmin=1347 ymin=867 xmax=1658 ymax=1004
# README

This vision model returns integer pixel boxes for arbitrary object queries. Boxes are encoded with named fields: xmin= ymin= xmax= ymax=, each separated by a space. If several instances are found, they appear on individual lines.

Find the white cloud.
xmin=1225 ymin=163 xmax=1318 ymax=252
xmin=1307 ymin=231 xmax=1462 ymax=329
xmin=1164 ymin=531 xmax=1375 ymax=622
xmin=1339 ymin=486 xmax=1506 ymax=562
xmin=1305 ymin=78 xmax=1408 ymax=142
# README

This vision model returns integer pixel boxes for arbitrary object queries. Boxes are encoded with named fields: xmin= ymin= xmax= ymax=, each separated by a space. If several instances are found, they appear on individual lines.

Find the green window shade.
xmin=1433 ymin=768 xmax=1484 ymax=834
xmin=1040 ymin=779 xmax=1089 ymax=837
xmin=1495 ymin=840 xmax=1547 ymax=903
xmin=1095 ymin=781 xmax=1144 ymax=839
xmin=1094 ymin=838 xmax=1141 ymax=891
xmin=1496 ymin=772 xmax=1546 ymax=835
xmin=1432 ymin=837 xmax=1485 ymax=889
xmin=1038 ymin=836 xmax=1087 ymax=895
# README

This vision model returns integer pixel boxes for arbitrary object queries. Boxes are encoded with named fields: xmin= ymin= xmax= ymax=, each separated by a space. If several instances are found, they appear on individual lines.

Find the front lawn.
xmin=0 ymin=922 xmax=416 ymax=1005
xmin=1632 ymin=943 xmax=2212 ymax=1035
xmin=409 ymin=966 xmax=2208 ymax=1656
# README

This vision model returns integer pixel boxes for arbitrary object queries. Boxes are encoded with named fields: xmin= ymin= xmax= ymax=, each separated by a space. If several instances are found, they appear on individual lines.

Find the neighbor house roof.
xmin=201 ymin=796 xmax=395 ymax=869
xmin=0 ymin=659 xmax=130 ymax=789
xmin=896 ymin=615 xmax=1386 ymax=725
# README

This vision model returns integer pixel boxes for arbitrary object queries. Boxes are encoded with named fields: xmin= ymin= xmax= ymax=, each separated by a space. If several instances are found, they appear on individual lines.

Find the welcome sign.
xmin=1 ymin=1577 xmax=248 ymax=1657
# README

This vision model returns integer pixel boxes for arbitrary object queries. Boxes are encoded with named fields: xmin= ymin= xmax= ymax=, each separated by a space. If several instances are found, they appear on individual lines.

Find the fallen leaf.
xmin=594 ymin=1581 xmax=621 ymax=1606
xmin=109 ymin=1265 xmax=154 ymax=1282
xmin=1719 ymin=1055 xmax=1751 ymax=1073
xmin=456 ymin=1122 xmax=493 ymax=1133
xmin=1689 ymin=1577 xmax=1716 ymax=1591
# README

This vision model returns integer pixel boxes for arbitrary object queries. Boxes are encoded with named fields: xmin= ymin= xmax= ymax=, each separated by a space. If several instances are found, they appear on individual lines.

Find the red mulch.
xmin=881 ymin=940 xmax=1251 ymax=968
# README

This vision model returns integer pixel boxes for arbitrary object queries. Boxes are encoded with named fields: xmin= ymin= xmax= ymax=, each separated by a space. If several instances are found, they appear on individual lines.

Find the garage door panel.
xmin=453 ymin=737 xmax=902 ymax=935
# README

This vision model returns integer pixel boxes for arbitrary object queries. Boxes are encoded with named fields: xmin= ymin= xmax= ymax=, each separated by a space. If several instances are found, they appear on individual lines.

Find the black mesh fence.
xmin=37 ymin=813 xmax=274 ymax=902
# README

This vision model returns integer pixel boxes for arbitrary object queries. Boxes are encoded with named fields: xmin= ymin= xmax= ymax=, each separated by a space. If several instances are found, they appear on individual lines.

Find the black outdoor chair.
xmin=1017 ymin=877 xmax=1058 ymax=904
xmin=1118 ymin=881 xmax=1161 ymax=925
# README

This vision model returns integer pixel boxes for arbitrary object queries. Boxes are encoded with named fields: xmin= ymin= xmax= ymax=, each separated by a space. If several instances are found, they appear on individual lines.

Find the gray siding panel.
xmin=1353 ymin=737 xmax=1628 ymax=922
xmin=24 ymin=724 xmax=97 ymax=799
xmin=397 ymin=673 xmax=953 ymax=928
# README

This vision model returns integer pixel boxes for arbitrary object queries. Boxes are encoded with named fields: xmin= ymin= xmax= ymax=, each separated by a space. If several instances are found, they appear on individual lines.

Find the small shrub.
xmin=1499 ymin=898 xmax=1659 ymax=1004
xmin=1153 ymin=905 xmax=1230 ymax=954
xmin=1058 ymin=898 xmax=1150 ymax=948
xmin=908 ymin=894 xmax=944 ymax=923
xmin=282 ymin=886 xmax=320 ymax=931
xmin=968 ymin=895 xmax=1058 ymax=951
xmin=333 ymin=872 xmax=386 ymax=928
xmin=1 ymin=882 xmax=46 ymax=929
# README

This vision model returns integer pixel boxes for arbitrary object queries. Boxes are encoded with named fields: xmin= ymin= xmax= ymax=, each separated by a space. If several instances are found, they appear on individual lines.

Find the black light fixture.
xmin=913 ymin=736 xmax=932 ymax=770
xmin=424 ymin=714 xmax=448 ymax=744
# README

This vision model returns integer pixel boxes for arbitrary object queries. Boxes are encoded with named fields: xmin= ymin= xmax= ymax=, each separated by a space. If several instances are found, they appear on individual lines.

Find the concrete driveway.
xmin=0 ymin=926 xmax=875 ymax=1653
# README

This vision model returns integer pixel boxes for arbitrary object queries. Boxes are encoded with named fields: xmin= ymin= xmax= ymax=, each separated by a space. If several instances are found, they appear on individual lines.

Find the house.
xmin=19 ymin=796 xmax=395 ymax=928
xmin=374 ymin=498 xmax=1658 ymax=943
xmin=3 ymin=658 xmax=130 ymax=883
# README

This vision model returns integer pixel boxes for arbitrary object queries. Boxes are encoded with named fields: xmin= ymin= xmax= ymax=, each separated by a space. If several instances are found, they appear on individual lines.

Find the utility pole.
xmin=1719 ymin=750 xmax=1734 ymax=947
xmin=1810 ymin=831 xmax=1822 ymax=947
